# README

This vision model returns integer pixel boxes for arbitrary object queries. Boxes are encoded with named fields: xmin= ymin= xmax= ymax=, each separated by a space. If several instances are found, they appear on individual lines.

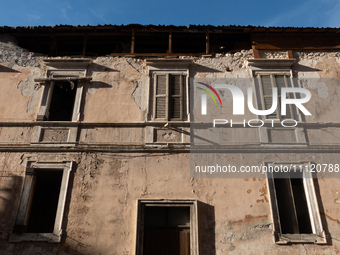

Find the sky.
xmin=0 ymin=0 xmax=339 ymax=28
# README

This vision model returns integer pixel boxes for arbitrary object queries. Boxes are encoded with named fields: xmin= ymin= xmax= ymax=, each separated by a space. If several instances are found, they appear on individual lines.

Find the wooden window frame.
xmin=146 ymin=59 xmax=192 ymax=123
xmin=10 ymin=161 xmax=73 ymax=243
xmin=36 ymin=80 xmax=84 ymax=122
xmin=135 ymin=199 xmax=199 ymax=255
xmin=32 ymin=59 xmax=92 ymax=145
xmin=257 ymin=72 xmax=295 ymax=121
xmin=152 ymin=72 xmax=186 ymax=121
xmin=35 ymin=61 xmax=92 ymax=123
xmin=266 ymin=162 xmax=327 ymax=244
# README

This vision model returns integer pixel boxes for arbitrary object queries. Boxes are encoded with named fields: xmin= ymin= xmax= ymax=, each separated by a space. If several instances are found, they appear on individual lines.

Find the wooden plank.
xmin=50 ymin=35 xmax=57 ymax=56
xmin=252 ymin=45 xmax=260 ymax=59
xmin=287 ymin=50 xmax=294 ymax=59
xmin=254 ymin=43 xmax=340 ymax=50
xmin=131 ymin=29 xmax=135 ymax=54
xmin=111 ymin=53 xmax=213 ymax=57
xmin=82 ymin=34 xmax=88 ymax=58
xmin=14 ymin=175 xmax=36 ymax=227
xmin=205 ymin=28 xmax=209 ymax=54
xmin=169 ymin=29 xmax=172 ymax=53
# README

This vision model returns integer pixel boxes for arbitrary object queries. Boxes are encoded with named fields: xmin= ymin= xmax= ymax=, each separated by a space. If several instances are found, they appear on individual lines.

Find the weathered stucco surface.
xmin=0 ymin=152 xmax=340 ymax=254
xmin=1 ymin=41 xmax=339 ymax=124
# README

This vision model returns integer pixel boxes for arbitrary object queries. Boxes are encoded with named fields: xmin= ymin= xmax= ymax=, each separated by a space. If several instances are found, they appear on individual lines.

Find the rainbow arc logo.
xmin=197 ymin=82 xmax=222 ymax=106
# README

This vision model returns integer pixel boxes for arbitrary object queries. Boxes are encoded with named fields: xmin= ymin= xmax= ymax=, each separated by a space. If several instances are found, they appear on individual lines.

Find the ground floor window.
xmin=11 ymin=161 xmax=73 ymax=243
xmin=266 ymin=162 xmax=327 ymax=244
xmin=136 ymin=200 xmax=198 ymax=255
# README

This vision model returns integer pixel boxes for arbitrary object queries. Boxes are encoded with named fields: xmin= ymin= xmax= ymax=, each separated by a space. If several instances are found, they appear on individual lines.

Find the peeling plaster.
xmin=17 ymin=69 xmax=43 ymax=114
xmin=299 ymin=79 xmax=328 ymax=98
xmin=0 ymin=34 xmax=41 ymax=67
xmin=132 ymin=77 xmax=148 ymax=111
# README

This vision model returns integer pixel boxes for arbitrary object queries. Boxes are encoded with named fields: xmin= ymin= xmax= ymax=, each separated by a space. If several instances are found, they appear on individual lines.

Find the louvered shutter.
xmin=275 ymin=75 xmax=293 ymax=120
xmin=154 ymin=75 xmax=167 ymax=119
xmin=169 ymin=74 xmax=183 ymax=120
xmin=261 ymin=75 xmax=278 ymax=119
xmin=260 ymin=74 xmax=294 ymax=120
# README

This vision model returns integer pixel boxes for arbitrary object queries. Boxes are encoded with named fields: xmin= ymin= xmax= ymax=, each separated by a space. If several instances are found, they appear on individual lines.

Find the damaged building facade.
xmin=0 ymin=24 xmax=340 ymax=254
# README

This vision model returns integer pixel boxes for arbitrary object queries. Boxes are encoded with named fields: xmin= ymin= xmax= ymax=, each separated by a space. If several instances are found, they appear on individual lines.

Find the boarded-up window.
xmin=258 ymin=74 xmax=294 ymax=120
xmin=153 ymin=74 xmax=185 ymax=121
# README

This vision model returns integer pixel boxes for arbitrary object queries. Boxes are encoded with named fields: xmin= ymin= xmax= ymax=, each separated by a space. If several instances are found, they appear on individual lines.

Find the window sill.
xmin=10 ymin=232 xmax=61 ymax=243
xmin=276 ymin=232 xmax=327 ymax=244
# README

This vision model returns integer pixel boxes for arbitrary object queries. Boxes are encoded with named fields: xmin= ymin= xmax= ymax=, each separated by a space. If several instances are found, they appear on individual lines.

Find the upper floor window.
xmin=146 ymin=59 xmax=192 ymax=122
xmin=35 ymin=59 xmax=92 ymax=122
xmin=248 ymin=59 xmax=302 ymax=122
xmin=257 ymin=73 xmax=294 ymax=120
xmin=153 ymin=73 xmax=186 ymax=121
xmin=48 ymin=81 xmax=77 ymax=121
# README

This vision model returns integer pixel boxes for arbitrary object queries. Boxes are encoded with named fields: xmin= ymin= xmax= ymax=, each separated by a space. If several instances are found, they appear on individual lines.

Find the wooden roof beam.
xmin=82 ymin=34 xmax=88 ymax=58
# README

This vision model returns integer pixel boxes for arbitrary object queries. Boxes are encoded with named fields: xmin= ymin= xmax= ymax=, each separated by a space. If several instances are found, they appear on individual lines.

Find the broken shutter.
xmin=13 ymin=168 xmax=37 ymax=233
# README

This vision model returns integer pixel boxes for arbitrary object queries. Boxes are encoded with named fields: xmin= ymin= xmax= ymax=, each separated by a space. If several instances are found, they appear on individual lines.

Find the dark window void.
xmin=274 ymin=172 xmax=312 ymax=234
xmin=26 ymin=170 xmax=63 ymax=233
xmin=48 ymin=81 xmax=77 ymax=121
xmin=143 ymin=206 xmax=190 ymax=255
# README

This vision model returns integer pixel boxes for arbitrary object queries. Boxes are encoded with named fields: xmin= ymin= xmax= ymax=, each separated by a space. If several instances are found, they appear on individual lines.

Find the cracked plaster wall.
xmin=0 ymin=35 xmax=43 ymax=121
xmin=0 ymin=152 xmax=340 ymax=254
xmin=0 ymin=40 xmax=340 ymax=254
xmin=1 ymin=41 xmax=340 ymax=123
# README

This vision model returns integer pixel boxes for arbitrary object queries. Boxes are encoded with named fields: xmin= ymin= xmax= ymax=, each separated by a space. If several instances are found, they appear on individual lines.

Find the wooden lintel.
xmin=254 ymin=43 xmax=340 ymax=50
xmin=34 ymin=77 xmax=92 ymax=82
xmin=111 ymin=53 xmax=213 ymax=57
xmin=131 ymin=29 xmax=135 ymax=54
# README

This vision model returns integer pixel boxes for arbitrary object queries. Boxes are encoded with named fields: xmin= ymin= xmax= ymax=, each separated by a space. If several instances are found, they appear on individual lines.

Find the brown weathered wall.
xmin=1 ymin=43 xmax=340 ymax=125
xmin=0 ymin=152 xmax=340 ymax=254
